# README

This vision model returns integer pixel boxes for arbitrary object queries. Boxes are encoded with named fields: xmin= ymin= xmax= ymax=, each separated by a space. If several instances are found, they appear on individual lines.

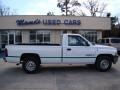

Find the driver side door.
xmin=63 ymin=35 xmax=96 ymax=64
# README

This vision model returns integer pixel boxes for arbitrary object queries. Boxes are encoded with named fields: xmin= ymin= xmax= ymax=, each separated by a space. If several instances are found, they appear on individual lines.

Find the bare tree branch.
xmin=0 ymin=0 xmax=16 ymax=16
xmin=57 ymin=0 xmax=81 ymax=16
xmin=83 ymin=0 xmax=107 ymax=16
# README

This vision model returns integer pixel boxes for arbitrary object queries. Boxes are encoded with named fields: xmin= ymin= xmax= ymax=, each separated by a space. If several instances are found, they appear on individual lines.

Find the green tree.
xmin=111 ymin=17 xmax=118 ymax=25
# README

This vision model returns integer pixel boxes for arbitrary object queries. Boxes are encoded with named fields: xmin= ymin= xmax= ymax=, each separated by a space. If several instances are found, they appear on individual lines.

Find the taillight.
xmin=4 ymin=48 xmax=8 ymax=57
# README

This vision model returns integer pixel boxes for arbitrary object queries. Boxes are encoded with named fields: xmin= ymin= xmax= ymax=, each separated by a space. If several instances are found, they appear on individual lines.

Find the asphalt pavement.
xmin=0 ymin=57 xmax=120 ymax=90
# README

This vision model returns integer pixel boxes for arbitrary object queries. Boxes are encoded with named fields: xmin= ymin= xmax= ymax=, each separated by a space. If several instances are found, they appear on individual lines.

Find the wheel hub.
xmin=26 ymin=61 xmax=36 ymax=71
xmin=100 ymin=60 xmax=109 ymax=70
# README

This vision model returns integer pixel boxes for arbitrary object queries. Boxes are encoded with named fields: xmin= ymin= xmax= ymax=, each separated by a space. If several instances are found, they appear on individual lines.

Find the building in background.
xmin=0 ymin=15 xmax=111 ymax=48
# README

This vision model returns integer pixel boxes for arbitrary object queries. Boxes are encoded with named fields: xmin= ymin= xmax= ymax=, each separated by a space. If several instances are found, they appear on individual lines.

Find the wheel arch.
xmin=95 ymin=54 xmax=114 ymax=64
xmin=20 ymin=53 xmax=41 ymax=64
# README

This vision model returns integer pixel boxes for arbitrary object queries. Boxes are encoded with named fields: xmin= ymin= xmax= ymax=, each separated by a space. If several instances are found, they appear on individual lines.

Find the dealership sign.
xmin=16 ymin=19 xmax=81 ymax=26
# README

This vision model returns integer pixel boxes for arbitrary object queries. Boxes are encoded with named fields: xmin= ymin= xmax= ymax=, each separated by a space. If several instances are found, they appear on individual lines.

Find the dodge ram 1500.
xmin=4 ymin=34 xmax=118 ymax=73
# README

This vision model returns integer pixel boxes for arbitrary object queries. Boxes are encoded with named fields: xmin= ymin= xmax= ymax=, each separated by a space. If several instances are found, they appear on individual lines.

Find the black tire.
xmin=22 ymin=57 xmax=40 ymax=74
xmin=95 ymin=56 xmax=112 ymax=72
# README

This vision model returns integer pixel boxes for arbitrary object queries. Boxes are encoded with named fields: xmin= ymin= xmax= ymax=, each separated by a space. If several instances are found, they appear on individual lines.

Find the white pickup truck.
xmin=4 ymin=34 xmax=118 ymax=73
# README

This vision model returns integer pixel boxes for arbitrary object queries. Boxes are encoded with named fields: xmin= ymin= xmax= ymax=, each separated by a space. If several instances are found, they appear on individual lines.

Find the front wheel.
xmin=22 ymin=57 xmax=40 ymax=74
xmin=95 ymin=56 xmax=112 ymax=72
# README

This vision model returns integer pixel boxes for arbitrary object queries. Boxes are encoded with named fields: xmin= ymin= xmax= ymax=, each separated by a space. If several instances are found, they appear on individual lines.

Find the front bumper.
xmin=113 ymin=55 xmax=119 ymax=64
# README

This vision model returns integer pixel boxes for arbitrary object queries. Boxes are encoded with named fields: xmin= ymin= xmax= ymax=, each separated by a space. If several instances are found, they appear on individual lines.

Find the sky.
xmin=1 ymin=0 xmax=120 ymax=17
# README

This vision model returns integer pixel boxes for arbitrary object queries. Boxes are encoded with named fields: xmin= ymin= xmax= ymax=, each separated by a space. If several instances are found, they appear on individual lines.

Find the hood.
xmin=94 ymin=44 xmax=117 ymax=50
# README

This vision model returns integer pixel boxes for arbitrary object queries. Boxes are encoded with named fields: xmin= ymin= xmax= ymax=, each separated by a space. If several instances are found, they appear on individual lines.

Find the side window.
xmin=68 ymin=35 xmax=89 ymax=46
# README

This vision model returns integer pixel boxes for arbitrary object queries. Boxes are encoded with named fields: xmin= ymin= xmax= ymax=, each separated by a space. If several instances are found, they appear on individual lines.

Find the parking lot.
xmin=0 ymin=57 xmax=120 ymax=90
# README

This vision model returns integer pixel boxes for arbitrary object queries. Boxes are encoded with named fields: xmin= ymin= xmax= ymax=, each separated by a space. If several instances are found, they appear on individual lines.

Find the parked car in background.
xmin=97 ymin=38 xmax=120 ymax=53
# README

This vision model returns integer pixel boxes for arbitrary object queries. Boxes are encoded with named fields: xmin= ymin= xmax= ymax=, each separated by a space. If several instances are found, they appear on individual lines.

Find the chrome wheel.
xmin=100 ymin=60 xmax=109 ymax=70
xmin=22 ymin=57 xmax=40 ymax=74
xmin=25 ymin=61 xmax=36 ymax=72
xmin=96 ymin=56 xmax=112 ymax=72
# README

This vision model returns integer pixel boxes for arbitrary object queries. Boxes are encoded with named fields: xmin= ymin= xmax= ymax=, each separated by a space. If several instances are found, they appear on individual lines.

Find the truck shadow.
xmin=0 ymin=65 xmax=95 ymax=74
xmin=40 ymin=65 xmax=118 ymax=74
xmin=0 ymin=64 xmax=118 ymax=75
xmin=41 ymin=65 xmax=95 ymax=72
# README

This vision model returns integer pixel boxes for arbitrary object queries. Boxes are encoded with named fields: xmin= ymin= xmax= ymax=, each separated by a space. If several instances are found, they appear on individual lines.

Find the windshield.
xmin=111 ymin=39 xmax=120 ymax=43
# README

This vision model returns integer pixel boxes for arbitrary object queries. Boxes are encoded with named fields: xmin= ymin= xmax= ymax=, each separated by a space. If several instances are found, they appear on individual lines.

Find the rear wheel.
xmin=22 ymin=57 xmax=40 ymax=74
xmin=95 ymin=56 xmax=112 ymax=72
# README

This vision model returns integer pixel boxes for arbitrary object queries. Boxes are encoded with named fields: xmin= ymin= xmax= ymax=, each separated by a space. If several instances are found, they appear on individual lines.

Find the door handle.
xmin=67 ymin=48 xmax=71 ymax=51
